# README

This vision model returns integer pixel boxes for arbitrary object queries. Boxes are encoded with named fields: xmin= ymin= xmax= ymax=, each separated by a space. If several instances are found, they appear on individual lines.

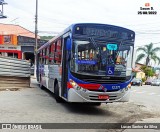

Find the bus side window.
xmin=51 ymin=42 xmax=55 ymax=64
xmin=44 ymin=48 xmax=47 ymax=64
xmin=40 ymin=50 xmax=42 ymax=64
xmin=54 ymin=41 xmax=57 ymax=63
xmin=46 ymin=46 xmax=49 ymax=65
xmin=42 ymin=49 xmax=45 ymax=64
xmin=54 ymin=39 xmax=62 ymax=64
xmin=49 ymin=45 xmax=52 ymax=64
xmin=57 ymin=39 xmax=62 ymax=64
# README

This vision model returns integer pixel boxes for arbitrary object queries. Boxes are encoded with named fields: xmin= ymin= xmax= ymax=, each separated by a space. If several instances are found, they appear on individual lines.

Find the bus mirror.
xmin=66 ymin=38 xmax=71 ymax=50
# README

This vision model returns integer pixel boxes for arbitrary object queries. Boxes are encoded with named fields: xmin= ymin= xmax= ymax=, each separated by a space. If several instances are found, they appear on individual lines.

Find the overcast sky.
xmin=1 ymin=0 xmax=160 ymax=48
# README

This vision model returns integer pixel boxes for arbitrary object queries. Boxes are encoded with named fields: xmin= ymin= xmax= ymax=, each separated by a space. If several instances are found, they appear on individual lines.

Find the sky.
xmin=0 ymin=0 xmax=160 ymax=49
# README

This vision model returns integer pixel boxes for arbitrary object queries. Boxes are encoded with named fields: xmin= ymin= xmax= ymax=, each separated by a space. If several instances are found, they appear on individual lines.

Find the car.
xmin=145 ymin=79 xmax=153 ymax=85
xmin=151 ymin=79 xmax=160 ymax=86
xmin=131 ymin=78 xmax=143 ymax=86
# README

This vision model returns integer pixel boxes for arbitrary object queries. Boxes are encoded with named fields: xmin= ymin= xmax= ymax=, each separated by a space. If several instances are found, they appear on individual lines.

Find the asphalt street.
xmin=0 ymin=78 xmax=160 ymax=132
xmin=130 ymin=85 xmax=160 ymax=111
xmin=123 ymin=85 xmax=160 ymax=132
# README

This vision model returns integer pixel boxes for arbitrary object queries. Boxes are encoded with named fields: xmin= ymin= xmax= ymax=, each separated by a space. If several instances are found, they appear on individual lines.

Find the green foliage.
xmin=136 ymin=43 xmax=160 ymax=66
xmin=141 ymin=66 xmax=155 ymax=77
xmin=142 ymin=77 xmax=146 ymax=82
xmin=40 ymin=36 xmax=54 ymax=40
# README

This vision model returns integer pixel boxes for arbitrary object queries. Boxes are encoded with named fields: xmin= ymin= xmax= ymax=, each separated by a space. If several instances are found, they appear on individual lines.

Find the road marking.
xmin=149 ymin=93 xmax=156 ymax=95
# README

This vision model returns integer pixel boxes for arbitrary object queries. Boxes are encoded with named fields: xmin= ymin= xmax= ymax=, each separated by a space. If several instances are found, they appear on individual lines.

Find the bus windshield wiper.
xmin=89 ymin=37 xmax=98 ymax=49
xmin=89 ymin=37 xmax=104 ymax=63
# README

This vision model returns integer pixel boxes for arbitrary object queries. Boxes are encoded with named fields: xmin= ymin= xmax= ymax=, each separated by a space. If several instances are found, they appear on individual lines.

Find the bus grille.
xmin=88 ymin=89 xmax=119 ymax=92
xmin=81 ymin=78 xmax=125 ymax=84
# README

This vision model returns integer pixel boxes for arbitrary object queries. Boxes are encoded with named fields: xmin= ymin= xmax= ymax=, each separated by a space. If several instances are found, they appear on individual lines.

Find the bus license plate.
xmin=98 ymin=95 xmax=109 ymax=100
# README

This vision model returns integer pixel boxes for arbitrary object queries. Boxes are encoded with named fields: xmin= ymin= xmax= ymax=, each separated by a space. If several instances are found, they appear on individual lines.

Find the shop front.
xmin=0 ymin=45 xmax=22 ymax=59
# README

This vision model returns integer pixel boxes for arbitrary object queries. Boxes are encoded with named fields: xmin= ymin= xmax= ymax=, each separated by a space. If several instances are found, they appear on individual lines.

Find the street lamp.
xmin=34 ymin=0 xmax=38 ymax=78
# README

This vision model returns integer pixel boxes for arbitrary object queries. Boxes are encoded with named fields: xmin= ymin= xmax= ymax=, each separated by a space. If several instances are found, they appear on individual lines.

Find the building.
xmin=0 ymin=23 xmax=47 ymax=63
xmin=132 ymin=63 xmax=146 ymax=79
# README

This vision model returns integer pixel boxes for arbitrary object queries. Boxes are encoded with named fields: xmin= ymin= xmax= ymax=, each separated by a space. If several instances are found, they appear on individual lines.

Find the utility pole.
xmin=34 ymin=0 xmax=38 ymax=78
xmin=0 ymin=0 xmax=7 ymax=19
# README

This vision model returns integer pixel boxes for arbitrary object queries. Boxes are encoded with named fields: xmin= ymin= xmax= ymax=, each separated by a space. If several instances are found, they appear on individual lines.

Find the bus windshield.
xmin=70 ymin=39 xmax=133 ymax=76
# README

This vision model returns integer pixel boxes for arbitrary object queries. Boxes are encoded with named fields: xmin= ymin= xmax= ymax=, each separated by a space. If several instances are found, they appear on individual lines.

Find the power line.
xmin=135 ymin=42 xmax=160 ymax=48
xmin=136 ymin=32 xmax=160 ymax=35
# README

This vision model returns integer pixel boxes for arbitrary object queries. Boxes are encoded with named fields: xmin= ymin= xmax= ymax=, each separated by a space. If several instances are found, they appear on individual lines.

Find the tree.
xmin=40 ymin=36 xmax=54 ymax=40
xmin=141 ymin=66 xmax=155 ymax=77
xmin=136 ymin=43 xmax=160 ymax=66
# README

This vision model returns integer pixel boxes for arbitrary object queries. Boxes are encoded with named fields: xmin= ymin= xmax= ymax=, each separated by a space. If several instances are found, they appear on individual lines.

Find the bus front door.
xmin=61 ymin=37 xmax=69 ymax=99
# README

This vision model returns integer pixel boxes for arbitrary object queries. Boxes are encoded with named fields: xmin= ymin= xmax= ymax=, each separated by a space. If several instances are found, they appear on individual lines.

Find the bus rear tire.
xmin=54 ymin=83 xmax=63 ymax=103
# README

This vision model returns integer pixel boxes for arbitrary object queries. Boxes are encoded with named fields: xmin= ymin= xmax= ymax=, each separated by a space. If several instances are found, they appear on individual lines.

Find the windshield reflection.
xmin=70 ymin=39 xmax=133 ymax=76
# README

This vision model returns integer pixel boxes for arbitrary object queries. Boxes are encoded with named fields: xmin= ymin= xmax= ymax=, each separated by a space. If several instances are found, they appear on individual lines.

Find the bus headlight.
xmin=127 ymin=83 xmax=131 ymax=88
xmin=69 ymin=79 xmax=77 ymax=88
xmin=70 ymin=79 xmax=81 ymax=90
xmin=69 ymin=79 xmax=87 ymax=92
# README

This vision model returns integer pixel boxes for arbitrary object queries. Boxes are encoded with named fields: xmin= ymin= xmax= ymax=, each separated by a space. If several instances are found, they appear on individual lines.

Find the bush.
xmin=141 ymin=66 xmax=155 ymax=77
xmin=142 ymin=77 xmax=146 ymax=82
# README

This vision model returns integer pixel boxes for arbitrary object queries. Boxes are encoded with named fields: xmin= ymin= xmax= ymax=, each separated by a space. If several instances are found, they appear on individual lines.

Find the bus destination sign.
xmin=83 ymin=28 xmax=128 ymax=39
xmin=74 ymin=26 xmax=132 ymax=40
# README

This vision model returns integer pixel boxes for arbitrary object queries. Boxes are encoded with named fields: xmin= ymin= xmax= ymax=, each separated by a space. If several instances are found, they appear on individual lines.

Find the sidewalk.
xmin=30 ymin=76 xmax=39 ymax=88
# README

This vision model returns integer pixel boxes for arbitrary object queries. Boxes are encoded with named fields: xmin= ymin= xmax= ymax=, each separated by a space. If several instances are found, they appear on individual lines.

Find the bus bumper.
xmin=67 ymin=88 xmax=130 ymax=103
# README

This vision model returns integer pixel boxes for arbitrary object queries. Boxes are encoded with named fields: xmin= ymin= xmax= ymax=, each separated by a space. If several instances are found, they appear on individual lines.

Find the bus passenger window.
xmin=57 ymin=39 xmax=62 ymax=64
xmin=46 ymin=47 xmax=49 ymax=65
xmin=40 ymin=51 xmax=43 ymax=64
xmin=42 ymin=49 xmax=45 ymax=64
xmin=54 ymin=42 xmax=57 ymax=63
xmin=49 ymin=45 xmax=52 ymax=64
xmin=44 ymin=48 xmax=47 ymax=64
xmin=50 ymin=43 xmax=55 ymax=64
xmin=54 ymin=39 xmax=62 ymax=64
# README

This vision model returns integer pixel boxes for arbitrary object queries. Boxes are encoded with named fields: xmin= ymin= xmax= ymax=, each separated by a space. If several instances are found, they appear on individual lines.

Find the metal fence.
xmin=0 ymin=57 xmax=31 ymax=89
xmin=0 ymin=56 xmax=30 ymax=77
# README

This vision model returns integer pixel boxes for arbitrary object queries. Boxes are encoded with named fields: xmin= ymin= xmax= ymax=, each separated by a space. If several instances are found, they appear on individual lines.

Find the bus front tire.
xmin=54 ymin=84 xmax=63 ymax=103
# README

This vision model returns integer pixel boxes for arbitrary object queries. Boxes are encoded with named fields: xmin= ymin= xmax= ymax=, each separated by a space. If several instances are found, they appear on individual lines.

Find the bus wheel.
xmin=40 ymin=84 xmax=45 ymax=89
xmin=54 ymin=84 xmax=63 ymax=103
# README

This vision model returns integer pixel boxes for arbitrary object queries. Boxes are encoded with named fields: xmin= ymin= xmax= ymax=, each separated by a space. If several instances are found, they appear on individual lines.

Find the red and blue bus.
xmin=37 ymin=23 xmax=135 ymax=105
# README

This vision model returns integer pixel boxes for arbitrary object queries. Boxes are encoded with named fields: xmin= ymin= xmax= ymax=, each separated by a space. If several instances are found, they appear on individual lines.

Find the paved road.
xmin=0 ymin=79 xmax=160 ymax=132
xmin=123 ymin=85 xmax=160 ymax=132
xmin=130 ymin=85 xmax=160 ymax=111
